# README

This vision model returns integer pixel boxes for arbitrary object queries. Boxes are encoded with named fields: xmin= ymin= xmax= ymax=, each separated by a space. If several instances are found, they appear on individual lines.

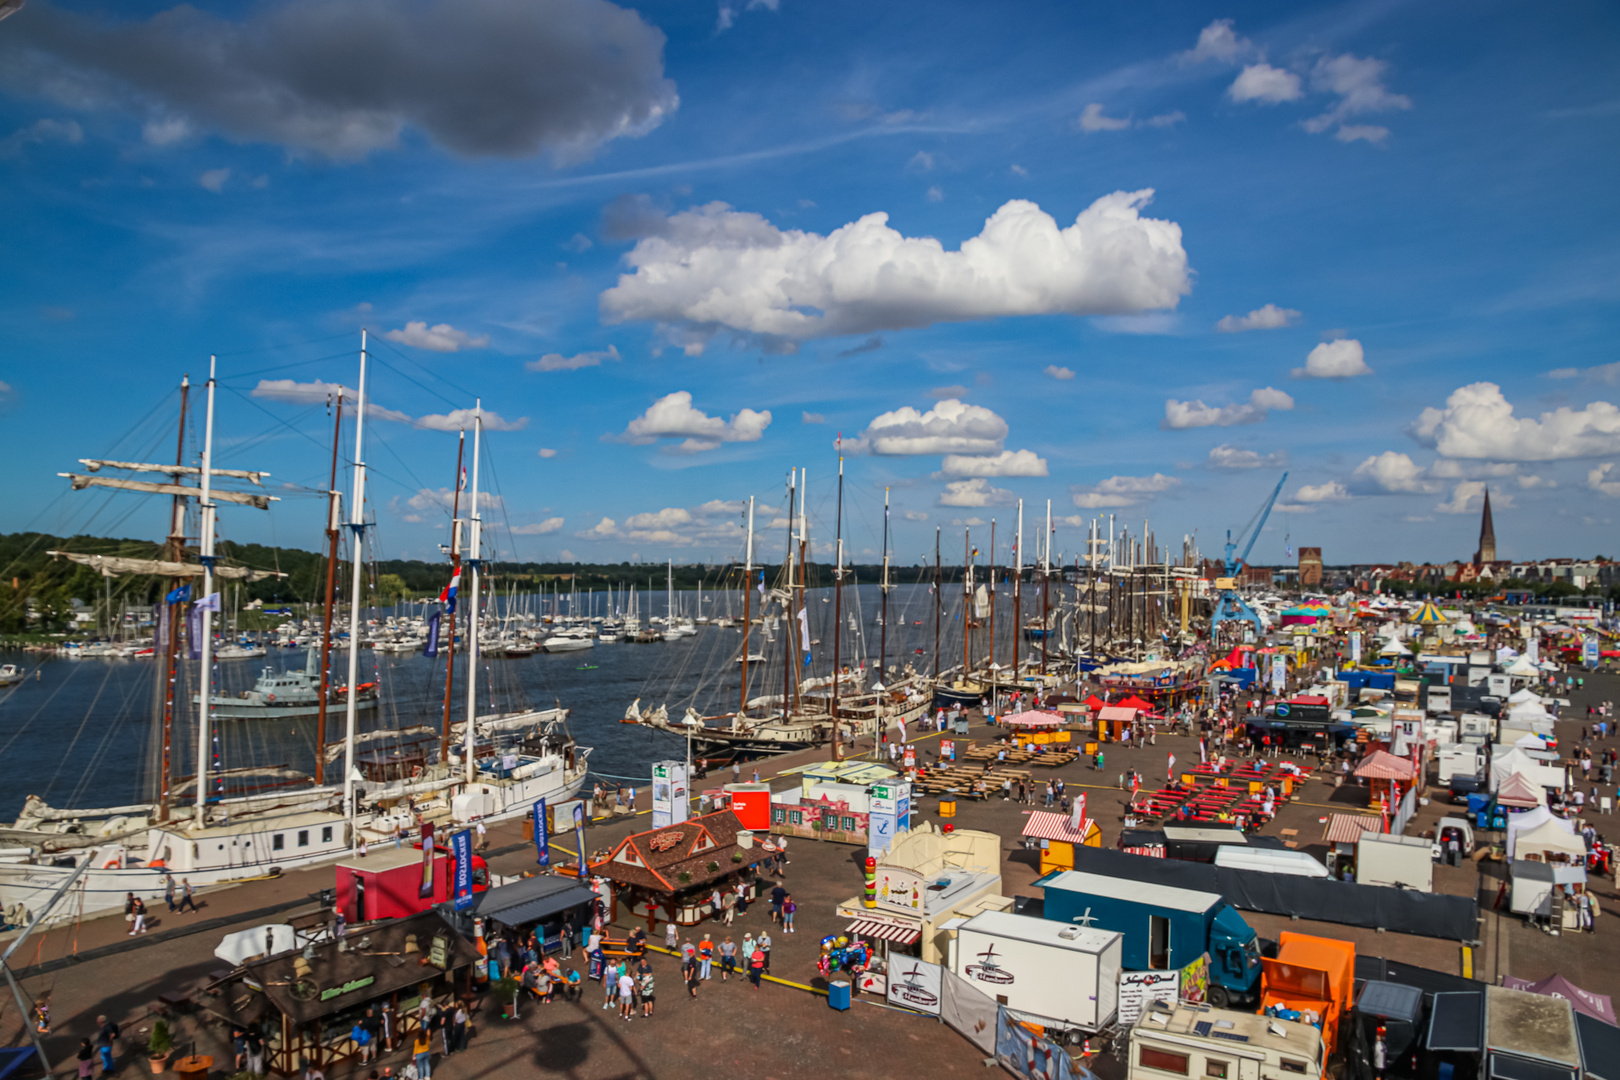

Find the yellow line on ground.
xmin=638 ymin=943 xmax=828 ymax=994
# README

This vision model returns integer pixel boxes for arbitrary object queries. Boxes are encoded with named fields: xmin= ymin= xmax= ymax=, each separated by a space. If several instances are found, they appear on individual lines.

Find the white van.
xmin=1130 ymin=1002 xmax=1327 ymax=1080
xmin=1213 ymin=846 xmax=1329 ymax=878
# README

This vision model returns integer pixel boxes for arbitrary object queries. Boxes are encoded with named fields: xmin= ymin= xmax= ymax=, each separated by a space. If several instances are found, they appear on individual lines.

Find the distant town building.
xmin=1298 ymin=547 xmax=1323 ymax=587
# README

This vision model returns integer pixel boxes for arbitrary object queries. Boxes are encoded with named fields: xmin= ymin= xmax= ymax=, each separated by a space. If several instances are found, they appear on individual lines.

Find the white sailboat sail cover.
xmin=47 ymin=551 xmax=286 ymax=581
xmin=60 ymin=474 xmax=275 ymax=509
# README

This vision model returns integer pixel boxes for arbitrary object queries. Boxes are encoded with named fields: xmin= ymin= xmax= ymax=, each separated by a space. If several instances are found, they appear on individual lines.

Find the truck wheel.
xmin=1208 ymin=985 xmax=1230 ymax=1009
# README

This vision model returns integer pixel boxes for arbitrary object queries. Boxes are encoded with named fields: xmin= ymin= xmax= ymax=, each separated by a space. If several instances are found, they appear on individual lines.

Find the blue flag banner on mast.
xmin=451 ymin=828 xmax=475 ymax=911
xmin=423 ymin=611 xmax=441 ymax=658
xmin=533 ymin=798 xmax=549 ymax=866
xmin=572 ymin=802 xmax=586 ymax=877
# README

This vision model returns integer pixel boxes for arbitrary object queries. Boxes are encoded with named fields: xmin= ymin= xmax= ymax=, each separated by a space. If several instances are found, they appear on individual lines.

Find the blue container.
xmin=827 ymin=979 xmax=851 ymax=1011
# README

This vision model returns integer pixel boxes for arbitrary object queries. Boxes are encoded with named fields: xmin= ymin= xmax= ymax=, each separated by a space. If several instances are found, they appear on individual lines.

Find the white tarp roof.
xmin=1490 ymin=748 xmax=1567 ymax=794
xmin=1508 ymin=688 xmax=1542 ymax=704
xmin=1503 ymin=657 xmax=1541 ymax=677
xmin=215 ymin=924 xmax=299 ymax=966
xmin=1511 ymin=817 xmax=1586 ymax=863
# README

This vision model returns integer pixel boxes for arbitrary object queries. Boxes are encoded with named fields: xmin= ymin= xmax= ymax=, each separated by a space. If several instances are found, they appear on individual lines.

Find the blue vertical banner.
xmin=533 ymin=798 xmax=550 ymax=867
xmin=451 ymin=828 xmax=475 ymax=911
xmin=423 ymin=611 xmax=440 ymax=658
xmin=572 ymin=802 xmax=586 ymax=876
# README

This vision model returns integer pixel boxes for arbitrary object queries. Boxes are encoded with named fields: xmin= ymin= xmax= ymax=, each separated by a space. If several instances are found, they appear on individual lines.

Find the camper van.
xmin=1129 ymin=1002 xmax=1326 ymax=1080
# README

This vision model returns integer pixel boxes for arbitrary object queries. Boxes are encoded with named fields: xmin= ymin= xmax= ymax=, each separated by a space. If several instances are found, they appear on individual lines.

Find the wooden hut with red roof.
xmin=587 ymin=809 xmax=773 ymax=930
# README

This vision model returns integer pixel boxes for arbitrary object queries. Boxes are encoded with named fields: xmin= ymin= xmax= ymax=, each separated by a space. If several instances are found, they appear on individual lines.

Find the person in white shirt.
xmin=618 ymin=971 xmax=635 ymax=1020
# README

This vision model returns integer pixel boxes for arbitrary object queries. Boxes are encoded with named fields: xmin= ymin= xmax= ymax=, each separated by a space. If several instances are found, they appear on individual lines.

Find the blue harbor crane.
xmin=1210 ymin=473 xmax=1288 ymax=636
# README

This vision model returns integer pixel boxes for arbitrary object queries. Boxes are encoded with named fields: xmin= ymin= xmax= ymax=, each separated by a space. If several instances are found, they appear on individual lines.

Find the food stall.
xmin=1020 ymin=810 xmax=1101 ymax=875
xmin=587 ymin=809 xmax=773 ymax=930
xmin=834 ymin=823 xmax=1012 ymax=991
xmin=471 ymin=873 xmax=598 ymax=955
xmin=1002 ymin=710 xmax=1071 ymax=748
xmin=198 ymin=910 xmax=477 ymax=1077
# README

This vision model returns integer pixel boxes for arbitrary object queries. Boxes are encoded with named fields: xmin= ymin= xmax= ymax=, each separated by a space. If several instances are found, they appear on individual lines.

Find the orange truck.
xmin=1259 ymin=932 xmax=1355 ymax=1057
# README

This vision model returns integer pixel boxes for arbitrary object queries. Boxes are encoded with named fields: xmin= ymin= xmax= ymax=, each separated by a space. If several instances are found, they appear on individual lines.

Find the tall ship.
xmin=0 ymin=338 xmax=590 ymax=924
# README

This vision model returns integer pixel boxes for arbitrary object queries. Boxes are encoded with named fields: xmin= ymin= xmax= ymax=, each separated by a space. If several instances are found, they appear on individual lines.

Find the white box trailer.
xmin=1355 ymin=832 xmax=1434 ymax=891
xmin=1437 ymin=744 xmax=1482 ymax=783
xmin=952 ymin=909 xmax=1122 ymax=1041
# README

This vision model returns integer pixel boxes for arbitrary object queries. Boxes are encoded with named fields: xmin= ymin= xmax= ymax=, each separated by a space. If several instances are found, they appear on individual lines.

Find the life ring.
xmin=267 ymin=693 xmax=276 ymax=703
xmin=411 ymin=765 xmax=423 ymax=779
xmin=103 ymin=858 xmax=121 ymax=869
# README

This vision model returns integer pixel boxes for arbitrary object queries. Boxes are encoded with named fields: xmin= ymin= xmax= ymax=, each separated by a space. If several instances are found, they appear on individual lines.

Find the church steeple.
xmin=1474 ymin=487 xmax=1496 ymax=565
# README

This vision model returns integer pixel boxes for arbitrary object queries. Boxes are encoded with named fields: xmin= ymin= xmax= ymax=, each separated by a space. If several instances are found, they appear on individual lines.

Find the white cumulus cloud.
xmin=620 ymin=391 xmax=771 ymax=451
xmin=142 ymin=116 xmax=190 ymax=146
xmin=1293 ymin=338 xmax=1371 ymax=378
xmin=1045 ymin=365 xmax=1075 ymax=381
xmin=416 ymin=407 xmax=527 ymax=432
xmin=1352 ymin=451 xmax=1438 ymax=493
xmin=940 ymin=478 xmax=1015 ymax=507
xmin=1216 ymin=303 xmax=1300 ymax=333
xmin=598 ymin=191 xmax=1190 ymax=348
xmin=1072 ymin=473 xmax=1179 ymax=508
xmin=510 ymin=517 xmax=565 ymax=535
xmin=526 ymin=344 xmax=620 ymax=371
xmin=1077 ymin=103 xmax=1130 ymax=132
xmin=941 ymin=450 xmax=1048 ymax=478
xmin=1295 ymin=481 xmax=1349 ymax=502
xmin=1208 ymin=445 xmax=1284 ymax=470
xmin=1163 ymin=387 xmax=1293 ymax=429
xmin=1229 ymin=63 xmax=1303 ymax=104
xmin=385 ymin=321 xmax=489 ymax=353
xmin=538 ymin=448 xmax=558 ymax=458
xmin=1413 ymin=382 xmax=1620 ymax=461
xmin=850 ymin=399 xmax=1007 ymax=456
xmin=801 ymin=411 xmax=825 ymax=424
xmin=1180 ymin=19 xmax=1255 ymax=65
xmin=904 ymin=510 xmax=928 ymax=521
xmin=1589 ymin=464 xmax=1620 ymax=497
xmin=1437 ymin=481 xmax=1512 ymax=515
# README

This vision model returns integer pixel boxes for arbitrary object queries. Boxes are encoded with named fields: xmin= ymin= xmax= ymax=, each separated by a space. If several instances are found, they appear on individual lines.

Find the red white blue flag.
xmin=438 ymin=570 xmax=461 ymax=613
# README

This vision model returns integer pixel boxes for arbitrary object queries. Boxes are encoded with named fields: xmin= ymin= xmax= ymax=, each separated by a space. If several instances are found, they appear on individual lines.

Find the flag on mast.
xmin=438 ymin=570 xmax=461 ymax=613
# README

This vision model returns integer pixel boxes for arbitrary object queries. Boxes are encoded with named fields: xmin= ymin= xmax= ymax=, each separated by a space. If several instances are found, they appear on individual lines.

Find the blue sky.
xmin=2 ymin=0 xmax=1619 ymax=570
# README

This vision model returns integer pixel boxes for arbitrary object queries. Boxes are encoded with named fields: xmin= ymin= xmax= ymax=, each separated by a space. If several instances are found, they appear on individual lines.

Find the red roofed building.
xmin=588 ymin=809 xmax=773 ymax=929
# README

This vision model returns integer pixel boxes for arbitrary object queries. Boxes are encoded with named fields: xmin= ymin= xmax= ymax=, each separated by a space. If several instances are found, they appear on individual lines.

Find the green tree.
xmin=375 ymin=573 xmax=411 ymax=606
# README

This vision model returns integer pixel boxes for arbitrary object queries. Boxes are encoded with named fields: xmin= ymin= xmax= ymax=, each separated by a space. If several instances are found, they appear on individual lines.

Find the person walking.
xmin=95 ymin=1015 xmax=118 ymax=1075
xmin=775 ymin=836 xmax=788 ymax=876
xmin=782 ymin=895 xmax=796 ymax=933
xmin=664 ymin=920 xmax=678 ymax=951
xmin=720 ymin=936 xmax=736 ymax=981
xmin=177 ymin=879 xmax=198 ymax=913
xmin=350 ymin=1019 xmax=374 ymax=1065
xmin=603 ymin=959 xmax=620 ymax=1010
xmin=740 ymin=932 xmax=755 ymax=973
xmin=128 ymin=897 xmax=147 ymax=936
xmin=770 ymin=882 xmax=787 ymax=925
xmin=163 ymin=874 xmax=176 ymax=913
xmin=475 ymin=819 xmax=487 ymax=851
xmin=244 ymin=1027 xmax=265 ymax=1075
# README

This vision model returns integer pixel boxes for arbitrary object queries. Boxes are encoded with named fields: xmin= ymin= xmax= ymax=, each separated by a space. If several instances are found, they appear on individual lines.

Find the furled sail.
xmin=46 ymin=551 xmax=287 ymax=581
xmin=59 ymin=473 xmax=276 ymax=509
xmin=79 ymin=459 xmax=270 ymax=486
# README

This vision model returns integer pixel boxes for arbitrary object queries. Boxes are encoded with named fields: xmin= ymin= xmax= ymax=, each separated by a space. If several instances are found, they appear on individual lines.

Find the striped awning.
xmin=1354 ymin=749 xmax=1416 ymax=781
xmin=1021 ymin=811 xmax=1096 ymax=843
xmin=1323 ymin=813 xmax=1384 ymax=844
xmin=846 ymin=917 xmax=921 ymax=945
xmin=1005 ymin=710 xmax=1067 ymax=728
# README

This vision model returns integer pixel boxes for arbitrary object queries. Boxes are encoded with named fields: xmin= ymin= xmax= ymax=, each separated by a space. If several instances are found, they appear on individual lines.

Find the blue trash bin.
xmin=827 ymin=979 xmax=851 ymax=1011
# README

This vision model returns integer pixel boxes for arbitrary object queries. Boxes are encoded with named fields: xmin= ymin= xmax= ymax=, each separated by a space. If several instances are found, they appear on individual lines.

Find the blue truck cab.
xmin=1037 ymin=869 xmax=1261 ymax=1008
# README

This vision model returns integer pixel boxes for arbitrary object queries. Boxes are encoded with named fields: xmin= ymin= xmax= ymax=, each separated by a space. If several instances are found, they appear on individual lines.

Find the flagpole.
xmin=464 ymin=402 xmax=484 ymax=785
xmin=342 ymin=332 xmax=369 ymax=822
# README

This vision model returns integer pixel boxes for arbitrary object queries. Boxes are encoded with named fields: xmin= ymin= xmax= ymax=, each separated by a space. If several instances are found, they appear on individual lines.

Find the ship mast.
xmin=739 ymin=495 xmax=754 ymax=716
xmin=1041 ymin=500 xmax=1051 ymax=678
xmin=463 ymin=403 xmax=484 ymax=785
xmin=961 ymin=529 xmax=971 ymax=677
xmin=314 ymin=395 xmax=344 ymax=786
xmin=831 ymin=440 xmax=844 ymax=762
xmin=933 ymin=527 xmax=941 ymax=685
xmin=341 ymin=333 xmax=370 ymax=821
xmin=794 ymin=468 xmax=808 ymax=717
xmin=879 ymin=487 xmax=890 ymax=683
xmin=192 ymin=357 xmax=219 ymax=823
xmin=157 ymin=376 xmax=190 ymax=822
xmin=782 ymin=469 xmax=796 ymax=721
xmin=1013 ymin=499 xmax=1022 ymax=687
xmin=988 ymin=519 xmax=997 ymax=678
xmin=440 ymin=432 xmax=465 ymax=762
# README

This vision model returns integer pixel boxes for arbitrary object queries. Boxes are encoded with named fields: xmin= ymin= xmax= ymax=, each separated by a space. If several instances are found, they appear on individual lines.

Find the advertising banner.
xmin=1117 ymin=970 xmax=1180 ymax=1026
xmin=1270 ymin=654 xmax=1286 ymax=695
xmin=1178 ymin=953 xmax=1211 ymax=1004
xmin=1584 ymin=634 xmax=1600 ymax=670
xmin=572 ymin=801 xmax=587 ymax=876
xmin=995 ymin=1006 xmax=1085 ymax=1080
xmin=652 ymin=761 xmax=689 ymax=828
xmin=419 ymin=823 xmax=436 ymax=899
xmin=1349 ymin=631 xmax=1362 ymax=664
xmin=533 ymin=798 xmax=550 ymax=867
xmin=451 ymin=829 xmax=474 ymax=911
xmin=886 ymin=957 xmax=943 ymax=1015
xmin=868 ymin=783 xmax=898 ymax=859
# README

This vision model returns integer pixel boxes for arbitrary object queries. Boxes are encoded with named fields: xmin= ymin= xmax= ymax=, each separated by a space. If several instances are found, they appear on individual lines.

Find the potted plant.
xmin=147 ymin=1018 xmax=173 ymax=1074
xmin=492 ymin=974 xmax=523 ymax=1020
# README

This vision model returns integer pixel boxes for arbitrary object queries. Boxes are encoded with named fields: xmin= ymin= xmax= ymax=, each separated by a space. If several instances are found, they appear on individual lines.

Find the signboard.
xmin=868 ymin=783 xmax=898 ymax=859
xmin=533 ymin=798 xmax=550 ymax=867
xmin=651 ymin=761 xmax=689 ymax=828
xmin=886 ymin=957 xmax=943 ymax=1015
xmin=1178 ymin=953 xmax=1210 ymax=1004
xmin=1349 ymin=631 xmax=1362 ymax=665
xmin=1584 ymin=634 xmax=1600 ymax=670
xmin=1118 ymin=970 xmax=1180 ymax=1025
xmin=571 ymin=801 xmax=586 ymax=876
xmin=450 ymin=828 xmax=475 ymax=911
xmin=319 ymin=975 xmax=376 ymax=1002
xmin=894 ymin=782 xmax=912 ymax=836
xmin=418 ymin=823 xmax=436 ymax=899
xmin=873 ymin=866 xmax=925 ymax=914
xmin=429 ymin=933 xmax=450 ymax=969
xmin=1270 ymin=655 xmax=1286 ymax=694
xmin=940 ymin=739 xmax=955 ymax=761
xmin=903 ymin=746 xmax=916 ymax=770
